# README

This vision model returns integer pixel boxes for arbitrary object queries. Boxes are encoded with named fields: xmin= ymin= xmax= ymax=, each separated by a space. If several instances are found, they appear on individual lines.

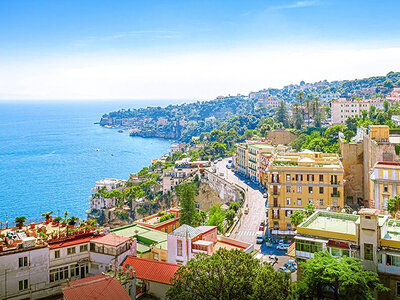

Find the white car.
xmin=276 ymin=243 xmax=290 ymax=250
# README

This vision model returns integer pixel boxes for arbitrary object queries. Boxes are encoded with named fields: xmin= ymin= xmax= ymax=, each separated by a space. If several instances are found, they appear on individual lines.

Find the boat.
xmin=95 ymin=149 xmax=100 ymax=151
xmin=118 ymin=130 xmax=123 ymax=133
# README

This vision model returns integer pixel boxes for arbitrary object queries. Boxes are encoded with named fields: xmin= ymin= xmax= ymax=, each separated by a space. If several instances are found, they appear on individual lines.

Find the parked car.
xmin=276 ymin=243 xmax=290 ymax=250
xmin=278 ymin=266 xmax=291 ymax=273
xmin=218 ymin=157 xmax=222 ymax=162
xmin=256 ymin=230 xmax=265 ymax=244
xmin=219 ymin=172 xmax=224 ymax=176
xmin=228 ymin=159 xmax=232 ymax=163
xmin=226 ymin=164 xmax=231 ymax=169
xmin=263 ymin=193 xmax=268 ymax=198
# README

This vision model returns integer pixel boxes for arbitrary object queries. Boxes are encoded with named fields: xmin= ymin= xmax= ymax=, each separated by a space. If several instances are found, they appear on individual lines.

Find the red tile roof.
xmin=48 ymin=234 xmax=101 ymax=249
xmin=122 ymin=256 xmax=179 ymax=284
xmin=62 ymin=274 xmax=131 ymax=300
xmin=92 ymin=234 xmax=130 ymax=247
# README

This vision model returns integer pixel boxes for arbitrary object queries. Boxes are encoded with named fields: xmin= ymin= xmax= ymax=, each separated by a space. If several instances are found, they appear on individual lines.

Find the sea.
xmin=0 ymin=100 xmax=184 ymax=225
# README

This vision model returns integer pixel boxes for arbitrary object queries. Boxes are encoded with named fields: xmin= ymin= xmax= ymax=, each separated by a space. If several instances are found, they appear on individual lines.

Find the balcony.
xmin=330 ymin=181 xmax=340 ymax=185
xmin=331 ymin=192 xmax=340 ymax=197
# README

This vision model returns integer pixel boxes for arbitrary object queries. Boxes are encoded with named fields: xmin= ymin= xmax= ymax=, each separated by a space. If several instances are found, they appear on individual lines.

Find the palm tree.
xmin=14 ymin=216 xmax=27 ymax=229
xmin=67 ymin=216 xmax=79 ymax=226
xmin=305 ymin=98 xmax=311 ymax=126
xmin=388 ymin=195 xmax=400 ymax=221
xmin=296 ymin=91 xmax=305 ymax=120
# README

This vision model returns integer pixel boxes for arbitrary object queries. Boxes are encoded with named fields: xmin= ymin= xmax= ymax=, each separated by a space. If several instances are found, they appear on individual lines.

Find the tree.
xmin=14 ymin=216 xmax=27 ymax=228
xmin=67 ymin=216 xmax=79 ymax=226
xmin=176 ymin=182 xmax=199 ymax=226
xmin=387 ymin=195 xmax=400 ymax=218
xmin=305 ymin=203 xmax=315 ymax=217
xmin=167 ymin=248 xmax=291 ymax=300
xmin=225 ymin=209 xmax=236 ymax=226
xmin=290 ymin=210 xmax=306 ymax=227
xmin=206 ymin=204 xmax=226 ymax=232
xmin=345 ymin=116 xmax=358 ymax=133
xmin=343 ymin=129 xmax=356 ymax=142
xmin=276 ymin=100 xmax=289 ymax=128
xmin=124 ymin=186 xmax=145 ymax=219
xmin=296 ymin=91 xmax=305 ymax=121
xmin=384 ymin=100 xmax=390 ymax=112
xmin=294 ymin=251 xmax=388 ymax=300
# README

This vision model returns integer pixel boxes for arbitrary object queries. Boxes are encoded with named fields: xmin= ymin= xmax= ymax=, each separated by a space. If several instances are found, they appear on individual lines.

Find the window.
xmin=286 ymin=197 xmax=291 ymax=205
xmin=18 ymin=256 xmax=28 ymax=268
xmin=397 ymin=282 xmax=400 ymax=297
xmin=383 ymin=185 xmax=389 ymax=193
xmin=297 ymin=198 xmax=302 ymax=206
xmin=286 ymin=174 xmax=291 ymax=182
xmin=308 ymin=198 xmax=313 ymax=204
xmin=19 ymin=279 xmax=28 ymax=291
xmin=286 ymin=186 xmax=291 ymax=193
xmin=80 ymin=245 xmax=88 ymax=252
xmin=308 ymin=186 xmax=313 ymax=194
xmin=177 ymin=240 xmax=183 ymax=256
xmin=55 ymin=250 xmax=60 ymax=259
xmin=387 ymin=254 xmax=400 ymax=267
xmin=70 ymin=264 xmax=80 ymax=278
xmin=295 ymin=240 xmax=323 ymax=253
xmin=319 ymin=187 xmax=324 ymax=194
xmin=364 ymin=243 xmax=373 ymax=261
xmin=307 ymin=174 xmax=314 ymax=182
xmin=297 ymin=186 xmax=302 ymax=193
xmin=49 ymin=266 xmax=69 ymax=283
xmin=67 ymin=247 xmax=76 ymax=255
xmin=333 ymin=199 xmax=338 ymax=207
xmin=319 ymin=199 xmax=324 ymax=206
xmin=296 ymin=174 xmax=303 ymax=181
xmin=285 ymin=210 xmax=292 ymax=217
xmin=153 ymin=252 xmax=159 ymax=261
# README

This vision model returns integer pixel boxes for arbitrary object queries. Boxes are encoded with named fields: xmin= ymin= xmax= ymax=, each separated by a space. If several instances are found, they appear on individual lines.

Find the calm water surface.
xmin=0 ymin=100 xmax=181 ymax=224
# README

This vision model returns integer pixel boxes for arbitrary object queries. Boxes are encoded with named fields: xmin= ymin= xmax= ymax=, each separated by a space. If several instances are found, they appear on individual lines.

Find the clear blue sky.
xmin=1 ymin=0 xmax=400 ymax=100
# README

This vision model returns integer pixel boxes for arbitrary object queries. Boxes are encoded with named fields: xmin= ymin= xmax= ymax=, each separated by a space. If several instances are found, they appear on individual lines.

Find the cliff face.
xmin=129 ymin=128 xmax=179 ymax=139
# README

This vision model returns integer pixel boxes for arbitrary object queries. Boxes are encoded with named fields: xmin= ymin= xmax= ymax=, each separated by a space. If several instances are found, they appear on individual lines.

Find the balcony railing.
xmin=331 ymin=192 xmax=340 ymax=197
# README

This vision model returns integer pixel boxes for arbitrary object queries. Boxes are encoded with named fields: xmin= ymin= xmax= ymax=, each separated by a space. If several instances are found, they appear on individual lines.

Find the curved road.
xmin=213 ymin=158 xmax=267 ymax=248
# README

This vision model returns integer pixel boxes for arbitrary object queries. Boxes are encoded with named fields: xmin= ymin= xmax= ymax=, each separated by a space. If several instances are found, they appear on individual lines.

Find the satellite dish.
xmin=341 ymin=209 xmax=346 ymax=213
xmin=327 ymin=207 xmax=331 ymax=211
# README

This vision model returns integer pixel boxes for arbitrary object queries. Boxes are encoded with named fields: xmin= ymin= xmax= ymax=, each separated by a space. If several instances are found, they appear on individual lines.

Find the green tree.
xmin=296 ymin=91 xmax=305 ymax=121
xmin=305 ymin=203 xmax=315 ymax=217
xmin=176 ymin=182 xmax=199 ymax=226
xmin=290 ymin=210 xmax=306 ymax=227
xmin=206 ymin=204 xmax=226 ymax=232
xmin=384 ymin=100 xmax=390 ymax=112
xmin=387 ymin=195 xmax=400 ymax=218
xmin=344 ymin=129 xmax=356 ymax=142
xmin=225 ymin=209 xmax=236 ymax=226
xmin=345 ymin=116 xmax=358 ymax=133
xmin=166 ymin=248 xmax=291 ymax=300
xmin=229 ymin=201 xmax=240 ymax=212
xmin=294 ymin=251 xmax=388 ymax=300
xmin=276 ymin=100 xmax=289 ymax=127
xmin=124 ymin=186 xmax=145 ymax=218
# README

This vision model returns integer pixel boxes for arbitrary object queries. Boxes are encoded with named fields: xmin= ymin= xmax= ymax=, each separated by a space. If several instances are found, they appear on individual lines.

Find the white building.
xmin=89 ymin=178 xmax=126 ymax=210
xmin=331 ymin=98 xmax=385 ymax=124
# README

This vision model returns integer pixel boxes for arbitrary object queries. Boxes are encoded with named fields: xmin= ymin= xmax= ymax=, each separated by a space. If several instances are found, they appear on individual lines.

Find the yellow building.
xmin=235 ymin=143 xmax=248 ymax=176
xmin=247 ymin=144 xmax=275 ymax=182
xmin=368 ymin=125 xmax=390 ymax=143
xmin=370 ymin=161 xmax=400 ymax=211
xmin=266 ymin=150 xmax=344 ymax=233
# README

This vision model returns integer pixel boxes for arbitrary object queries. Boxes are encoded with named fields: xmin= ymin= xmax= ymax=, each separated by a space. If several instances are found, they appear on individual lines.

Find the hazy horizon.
xmin=1 ymin=0 xmax=400 ymax=100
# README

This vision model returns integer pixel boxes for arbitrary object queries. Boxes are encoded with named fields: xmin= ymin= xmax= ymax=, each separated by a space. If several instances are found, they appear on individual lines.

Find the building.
xmin=331 ymin=98 xmax=385 ymax=124
xmin=387 ymin=87 xmax=400 ymax=102
xmin=135 ymin=208 xmax=180 ymax=233
xmin=62 ymin=274 xmax=132 ymax=300
xmin=247 ymin=144 xmax=275 ymax=182
xmin=265 ymin=150 xmax=344 ymax=234
xmin=170 ymin=143 xmax=186 ymax=154
xmin=122 ymin=256 xmax=179 ymax=300
xmin=369 ymin=162 xmax=400 ymax=211
xmin=235 ymin=143 xmax=249 ymax=176
xmin=111 ymin=224 xmax=168 ymax=262
xmin=295 ymin=209 xmax=400 ymax=299
xmin=0 ymin=231 xmax=54 ymax=299
xmin=392 ymin=115 xmax=400 ymax=127
xmin=167 ymin=225 xmax=253 ymax=265
xmin=89 ymin=178 xmax=126 ymax=210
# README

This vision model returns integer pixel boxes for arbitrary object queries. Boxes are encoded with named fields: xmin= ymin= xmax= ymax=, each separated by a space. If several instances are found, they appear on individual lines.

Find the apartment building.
xmin=247 ymin=144 xmax=275 ymax=182
xmin=235 ymin=143 xmax=248 ymax=176
xmin=89 ymin=178 xmax=127 ymax=210
xmin=370 ymin=161 xmax=400 ymax=211
xmin=331 ymin=98 xmax=384 ymax=124
xmin=167 ymin=225 xmax=253 ymax=265
xmin=265 ymin=150 xmax=344 ymax=234
xmin=295 ymin=209 xmax=400 ymax=299
xmin=387 ymin=87 xmax=400 ymax=102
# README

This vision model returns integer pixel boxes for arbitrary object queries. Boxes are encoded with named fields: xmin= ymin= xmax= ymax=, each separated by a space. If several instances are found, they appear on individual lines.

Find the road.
xmin=213 ymin=157 xmax=267 ymax=247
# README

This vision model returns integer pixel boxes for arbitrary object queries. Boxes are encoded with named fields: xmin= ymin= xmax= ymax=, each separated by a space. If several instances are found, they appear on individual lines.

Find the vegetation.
xmin=175 ymin=182 xmax=200 ymax=227
xmin=14 ymin=216 xmax=27 ymax=227
xmin=41 ymin=211 xmax=53 ymax=220
xmin=294 ymin=251 xmax=388 ymax=300
xmin=159 ymin=213 xmax=175 ymax=223
xmin=206 ymin=204 xmax=226 ymax=232
xmin=166 ymin=248 xmax=292 ymax=300
xmin=290 ymin=210 xmax=306 ymax=227
xmin=387 ymin=195 xmax=400 ymax=218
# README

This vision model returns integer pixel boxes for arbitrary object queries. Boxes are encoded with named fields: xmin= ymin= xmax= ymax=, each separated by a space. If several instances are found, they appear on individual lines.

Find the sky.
xmin=1 ymin=0 xmax=400 ymax=101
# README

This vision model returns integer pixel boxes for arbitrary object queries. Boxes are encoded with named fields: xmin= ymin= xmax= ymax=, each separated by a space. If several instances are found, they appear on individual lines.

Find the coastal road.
xmin=213 ymin=158 xmax=267 ymax=247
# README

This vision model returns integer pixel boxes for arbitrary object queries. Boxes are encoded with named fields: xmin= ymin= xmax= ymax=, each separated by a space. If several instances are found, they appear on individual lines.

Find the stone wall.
xmin=340 ymin=139 xmax=364 ymax=206
xmin=267 ymin=129 xmax=297 ymax=145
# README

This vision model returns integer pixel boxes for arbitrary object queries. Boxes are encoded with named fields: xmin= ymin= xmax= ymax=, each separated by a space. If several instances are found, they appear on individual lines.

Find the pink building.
xmin=167 ymin=225 xmax=253 ymax=265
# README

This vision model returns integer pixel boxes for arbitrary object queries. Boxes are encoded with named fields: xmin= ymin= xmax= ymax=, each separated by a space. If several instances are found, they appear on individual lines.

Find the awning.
xmin=295 ymin=236 xmax=329 ymax=243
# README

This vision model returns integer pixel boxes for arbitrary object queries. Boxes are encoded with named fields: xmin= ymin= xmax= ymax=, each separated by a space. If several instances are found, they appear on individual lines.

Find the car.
xmin=218 ymin=157 xmax=222 ymax=162
xmin=226 ymin=164 xmax=231 ymax=169
xmin=260 ymin=221 xmax=265 ymax=227
xmin=263 ymin=193 xmax=268 ymax=198
xmin=278 ymin=266 xmax=290 ymax=273
xmin=219 ymin=172 xmax=224 ymax=176
xmin=244 ymin=207 xmax=249 ymax=214
xmin=276 ymin=243 xmax=290 ymax=250
xmin=228 ymin=159 xmax=232 ymax=163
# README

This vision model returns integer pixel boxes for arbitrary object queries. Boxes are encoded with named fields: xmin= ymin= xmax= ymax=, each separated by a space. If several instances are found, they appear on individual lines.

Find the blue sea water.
xmin=0 ymin=100 xmax=182 ymax=225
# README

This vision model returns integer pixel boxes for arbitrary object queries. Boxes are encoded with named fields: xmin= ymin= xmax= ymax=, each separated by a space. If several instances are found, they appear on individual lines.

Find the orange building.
xmin=135 ymin=208 xmax=180 ymax=233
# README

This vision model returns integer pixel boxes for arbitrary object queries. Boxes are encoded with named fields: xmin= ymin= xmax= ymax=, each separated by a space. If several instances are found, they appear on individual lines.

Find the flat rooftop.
xmin=111 ymin=224 xmax=167 ymax=244
xmin=299 ymin=212 xmax=359 ymax=236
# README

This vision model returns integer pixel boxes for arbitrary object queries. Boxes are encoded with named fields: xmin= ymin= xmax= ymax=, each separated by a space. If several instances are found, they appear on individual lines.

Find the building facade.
xmin=266 ymin=151 xmax=344 ymax=234
xmin=331 ymin=98 xmax=385 ymax=124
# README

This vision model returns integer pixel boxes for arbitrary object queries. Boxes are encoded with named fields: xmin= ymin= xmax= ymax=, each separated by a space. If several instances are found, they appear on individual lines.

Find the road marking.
xmin=237 ymin=231 xmax=257 ymax=236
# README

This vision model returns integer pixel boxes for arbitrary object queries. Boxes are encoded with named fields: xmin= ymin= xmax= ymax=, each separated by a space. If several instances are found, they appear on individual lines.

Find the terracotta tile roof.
xmin=48 ymin=234 xmax=101 ymax=249
xmin=62 ymin=274 xmax=131 ymax=300
xmin=122 ymin=256 xmax=179 ymax=284
xmin=92 ymin=234 xmax=130 ymax=247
